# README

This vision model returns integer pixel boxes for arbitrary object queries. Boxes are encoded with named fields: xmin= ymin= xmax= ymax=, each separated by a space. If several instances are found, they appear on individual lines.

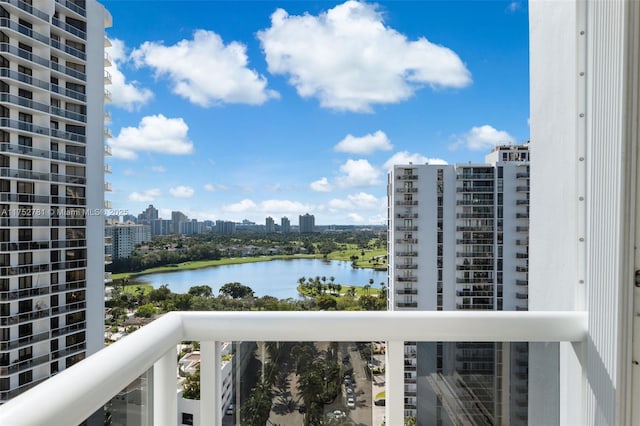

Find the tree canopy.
xmin=219 ymin=282 xmax=255 ymax=299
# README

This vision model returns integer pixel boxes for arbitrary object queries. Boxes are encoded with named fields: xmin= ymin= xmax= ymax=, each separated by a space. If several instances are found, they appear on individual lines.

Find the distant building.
xmin=299 ymin=213 xmax=315 ymax=234
xmin=172 ymin=211 xmax=188 ymax=234
xmin=265 ymin=217 xmax=275 ymax=233
xmin=138 ymin=204 xmax=159 ymax=224
xmin=151 ymin=219 xmax=173 ymax=236
xmin=105 ymin=223 xmax=151 ymax=259
xmin=281 ymin=217 xmax=291 ymax=234
xmin=216 ymin=221 xmax=236 ymax=234
xmin=180 ymin=219 xmax=204 ymax=235
xmin=122 ymin=214 xmax=137 ymax=224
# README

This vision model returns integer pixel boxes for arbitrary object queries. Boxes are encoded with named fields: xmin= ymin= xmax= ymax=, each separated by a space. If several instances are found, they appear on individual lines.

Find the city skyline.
xmin=102 ymin=0 xmax=530 ymax=225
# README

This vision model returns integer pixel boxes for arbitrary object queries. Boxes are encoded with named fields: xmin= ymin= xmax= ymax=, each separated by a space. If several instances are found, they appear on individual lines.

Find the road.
xmin=335 ymin=342 xmax=373 ymax=426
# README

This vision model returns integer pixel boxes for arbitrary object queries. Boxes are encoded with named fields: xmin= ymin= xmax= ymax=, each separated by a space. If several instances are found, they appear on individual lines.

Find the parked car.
xmin=333 ymin=410 xmax=346 ymax=419
xmin=374 ymin=398 xmax=385 ymax=406
xmin=225 ymin=404 xmax=234 ymax=415
xmin=347 ymin=397 xmax=356 ymax=409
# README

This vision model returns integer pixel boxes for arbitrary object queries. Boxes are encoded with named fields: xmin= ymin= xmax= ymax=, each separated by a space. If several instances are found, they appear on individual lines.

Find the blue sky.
xmin=102 ymin=0 xmax=529 ymax=225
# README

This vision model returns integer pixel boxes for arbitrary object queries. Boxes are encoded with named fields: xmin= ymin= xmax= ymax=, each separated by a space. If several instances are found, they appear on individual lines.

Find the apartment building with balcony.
xmin=388 ymin=144 xmax=530 ymax=424
xmin=104 ymin=222 xmax=151 ymax=260
xmin=0 ymin=0 xmax=110 ymax=403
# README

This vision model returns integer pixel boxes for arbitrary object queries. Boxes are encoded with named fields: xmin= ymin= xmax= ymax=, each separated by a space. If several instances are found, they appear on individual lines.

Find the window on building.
xmin=181 ymin=413 xmax=194 ymax=425
xmin=18 ymin=370 xmax=32 ymax=386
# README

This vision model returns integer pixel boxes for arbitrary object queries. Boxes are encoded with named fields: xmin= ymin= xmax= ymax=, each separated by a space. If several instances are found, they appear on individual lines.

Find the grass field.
xmin=297 ymin=284 xmax=381 ymax=298
xmin=120 ymin=284 xmax=153 ymax=295
xmin=326 ymin=245 xmax=387 ymax=270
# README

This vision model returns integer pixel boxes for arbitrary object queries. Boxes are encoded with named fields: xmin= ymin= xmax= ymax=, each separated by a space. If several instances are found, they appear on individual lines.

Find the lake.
xmin=133 ymin=258 xmax=387 ymax=299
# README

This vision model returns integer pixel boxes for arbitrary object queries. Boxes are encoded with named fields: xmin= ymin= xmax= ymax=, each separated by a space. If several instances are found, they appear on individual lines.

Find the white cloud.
xmin=106 ymin=39 xmax=153 ymax=111
xmin=221 ymin=199 xmax=258 ymax=213
xmin=169 ymin=185 xmax=195 ymax=198
xmin=128 ymin=188 xmax=161 ymax=202
xmin=328 ymin=192 xmax=381 ymax=211
xmin=450 ymin=125 xmax=516 ymax=151
xmin=310 ymin=177 xmax=333 ymax=192
xmin=108 ymin=114 xmax=194 ymax=160
xmin=347 ymin=213 xmax=365 ymax=223
xmin=204 ymin=183 xmax=228 ymax=192
xmin=334 ymin=130 xmax=392 ymax=155
xmin=151 ymin=166 xmax=166 ymax=173
xmin=132 ymin=30 xmax=279 ymax=106
xmin=383 ymin=151 xmax=448 ymax=170
xmin=258 ymin=1 xmax=471 ymax=112
xmin=367 ymin=213 xmax=387 ymax=225
xmin=261 ymin=199 xmax=311 ymax=213
xmin=335 ymin=159 xmax=381 ymax=188
xmin=220 ymin=199 xmax=312 ymax=216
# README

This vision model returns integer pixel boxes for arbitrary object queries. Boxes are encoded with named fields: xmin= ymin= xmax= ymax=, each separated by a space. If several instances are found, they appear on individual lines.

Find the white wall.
xmin=529 ymin=0 xmax=638 ymax=424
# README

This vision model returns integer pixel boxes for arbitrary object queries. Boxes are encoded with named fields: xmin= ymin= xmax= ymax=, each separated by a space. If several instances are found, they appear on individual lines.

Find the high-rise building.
xmin=265 ymin=216 xmax=275 ymax=233
xmin=180 ymin=219 xmax=203 ymax=235
xmin=215 ymin=220 xmax=236 ymax=234
xmin=298 ymin=213 xmax=315 ymax=234
xmin=280 ymin=216 xmax=290 ymax=234
xmin=137 ymin=204 xmax=158 ymax=225
xmin=105 ymin=223 xmax=151 ymax=260
xmin=151 ymin=218 xmax=172 ymax=236
xmin=0 ymin=0 xmax=111 ymax=402
xmin=388 ymin=144 xmax=530 ymax=424
xmin=171 ymin=210 xmax=187 ymax=234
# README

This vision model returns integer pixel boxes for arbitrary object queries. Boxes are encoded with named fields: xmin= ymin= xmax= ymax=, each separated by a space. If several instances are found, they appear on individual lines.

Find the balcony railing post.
xmin=386 ymin=340 xmax=404 ymax=425
xmin=201 ymin=341 xmax=221 ymax=426
xmin=153 ymin=348 xmax=177 ymax=426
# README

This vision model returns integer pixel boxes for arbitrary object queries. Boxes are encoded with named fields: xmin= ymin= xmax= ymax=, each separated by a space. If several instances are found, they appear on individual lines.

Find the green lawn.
xmin=298 ymin=284 xmax=381 ymax=298
xmin=120 ymin=284 xmax=153 ymax=295
xmin=326 ymin=246 xmax=387 ymax=270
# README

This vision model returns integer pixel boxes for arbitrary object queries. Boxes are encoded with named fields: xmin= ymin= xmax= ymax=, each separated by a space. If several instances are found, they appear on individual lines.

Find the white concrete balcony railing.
xmin=0 ymin=311 xmax=587 ymax=426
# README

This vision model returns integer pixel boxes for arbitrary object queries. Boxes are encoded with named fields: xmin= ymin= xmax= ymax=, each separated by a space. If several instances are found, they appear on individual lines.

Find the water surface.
xmin=134 ymin=258 xmax=387 ymax=299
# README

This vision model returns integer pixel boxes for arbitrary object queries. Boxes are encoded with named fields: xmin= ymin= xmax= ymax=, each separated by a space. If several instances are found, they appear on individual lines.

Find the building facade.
xmin=215 ymin=220 xmax=236 ymax=235
xmin=280 ymin=216 xmax=290 ymax=234
xmin=265 ymin=216 xmax=275 ymax=233
xmin=388 ymin=145 xmax=530 ymax=424
xmin=171 ymin=210 xmax=187 ymax=235
xmin=298 ymin=213 xmax=315 ymax=234
xmin=105 ymin=222 xmax=150 ymax=260
xmin=0 ymin=0 xmax=110 ymax=402
xmin=137 ymin=204 xmax=157 ymax=225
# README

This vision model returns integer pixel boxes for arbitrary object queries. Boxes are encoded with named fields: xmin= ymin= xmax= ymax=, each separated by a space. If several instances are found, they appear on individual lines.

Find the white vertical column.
xmin=201 ymin=341 xmax=221 ymax=426
xmin=386 ymin=340 xmax=404 ymax=425
xmin=153 ymin=348 xmax=177 ymax=426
